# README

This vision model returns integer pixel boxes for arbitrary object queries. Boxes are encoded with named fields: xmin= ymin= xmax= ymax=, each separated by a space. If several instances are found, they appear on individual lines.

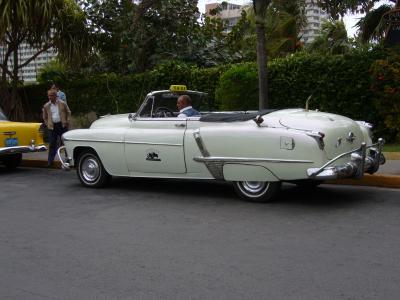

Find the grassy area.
xmin=384 ymin=144 xmax=400 ymax=152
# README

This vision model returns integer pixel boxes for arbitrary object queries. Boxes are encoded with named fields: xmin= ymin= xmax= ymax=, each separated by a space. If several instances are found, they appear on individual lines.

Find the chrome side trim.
xmin=63 ymin=138 xmax=181 ymax=147
xmin=193 ymin=129 xmax=210 ymax=157
xmin=125 ymin=141 xmax=182 ymax=146
xmin=193 ymin=157 xmax=314 ymax=164
xmin=63 ymin=138 xmax=124 ymax=143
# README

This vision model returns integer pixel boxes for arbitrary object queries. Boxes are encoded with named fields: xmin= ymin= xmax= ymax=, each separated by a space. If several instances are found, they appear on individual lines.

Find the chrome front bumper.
xmin=307 ymin=138 xmax=385 ymax=180
xmin=57 ymin=146 xmax=72 ymax=170
xmin=0 ymin=144 xmax=47 ymax=155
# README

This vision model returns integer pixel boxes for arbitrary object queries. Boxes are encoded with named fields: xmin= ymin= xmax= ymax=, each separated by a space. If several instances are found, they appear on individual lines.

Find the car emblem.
xmin=346 ymin=132 xmax=356 ymax=143
xmin=146 ymin=149 xmax=161 ymax=161
xmin=335 ymin=137 xmax=342 ymax=148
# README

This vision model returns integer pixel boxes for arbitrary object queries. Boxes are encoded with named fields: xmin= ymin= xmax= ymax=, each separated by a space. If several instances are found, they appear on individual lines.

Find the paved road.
xmin=1 ymin=167 xmax=400 ymax=300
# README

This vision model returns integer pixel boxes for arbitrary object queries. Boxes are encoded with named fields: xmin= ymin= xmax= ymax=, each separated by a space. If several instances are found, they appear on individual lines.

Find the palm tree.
xmin=356 ymin=4 xmax=393 ymax=43
xmin=0 ymin=0 xmax=90 ymax=120
xmin=253 ymin=0 xmax=271 ymax=110
xmin=356 ymin=0 xmax=400 ymax=44
xmin=308 ymin=20 xmax=351 ymax=54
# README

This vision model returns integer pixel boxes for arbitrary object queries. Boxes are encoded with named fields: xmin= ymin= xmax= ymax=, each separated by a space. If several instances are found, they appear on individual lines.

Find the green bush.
xmin=215 ymin=47 xmax=391 ymax=139
xmin=20 ymin=63 xmax=225 ymax=120
xmin=19 ymin=47 xmax=396 ymax=141
xmin=216 ymin=63 xmax=258 ymax=110
xmin=370 ymin=48 xmax=400 ymax=142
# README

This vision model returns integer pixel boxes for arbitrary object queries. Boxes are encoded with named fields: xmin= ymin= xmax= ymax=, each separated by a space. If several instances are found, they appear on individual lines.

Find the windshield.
xmin=138 ymin=91 xmax=208 ymax=118
xmin=0 ymin=107 xmax=8 ymax=121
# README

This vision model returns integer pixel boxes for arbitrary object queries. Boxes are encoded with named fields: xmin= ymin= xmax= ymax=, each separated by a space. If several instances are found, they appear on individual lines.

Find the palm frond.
xmin=356 ymin=4 xmax=392 ymax=43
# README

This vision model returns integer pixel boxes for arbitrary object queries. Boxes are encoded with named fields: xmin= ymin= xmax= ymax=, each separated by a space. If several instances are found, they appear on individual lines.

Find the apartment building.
xmin=0 ymin=43 xmax=56 ymax=83
xmin=205 ymin=2 xmax=250 ymax=32
xmin=300 ymin=0 xmax=330 ymax=44
xmin=204 ymin=1 xmax=328 ymax=43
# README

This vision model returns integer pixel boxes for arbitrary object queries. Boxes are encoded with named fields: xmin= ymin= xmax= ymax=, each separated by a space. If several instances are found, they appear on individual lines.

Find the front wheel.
xmin=233 ymin=181 xmax=281 ymax=203
xmin=76 ymin=151 xmax=111 ymax=187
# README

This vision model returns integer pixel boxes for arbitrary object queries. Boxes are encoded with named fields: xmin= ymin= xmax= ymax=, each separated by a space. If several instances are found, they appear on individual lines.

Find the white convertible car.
xmin=58 ymin=85 xmax=385 ymax=202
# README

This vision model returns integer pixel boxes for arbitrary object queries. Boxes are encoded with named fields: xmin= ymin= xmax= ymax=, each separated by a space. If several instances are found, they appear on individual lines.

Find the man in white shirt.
xmin=42 ymin=89 xmax=71 ymax=166
xmin=176 ymin=95 xmax=200 ymax=118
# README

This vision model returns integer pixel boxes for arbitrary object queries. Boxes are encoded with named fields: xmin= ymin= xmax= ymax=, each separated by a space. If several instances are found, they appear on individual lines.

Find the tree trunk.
xmin=255 ymin=22 xmax=268 ymax=110
xmin=7 ymin=2 xmax=24 ymax=121
xmin=11 ymin=44 xmax=19 ymax=117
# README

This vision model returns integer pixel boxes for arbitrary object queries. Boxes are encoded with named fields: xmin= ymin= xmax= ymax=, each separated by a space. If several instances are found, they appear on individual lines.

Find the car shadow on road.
xmin=107 ymin=177 xmax=370 ymax=208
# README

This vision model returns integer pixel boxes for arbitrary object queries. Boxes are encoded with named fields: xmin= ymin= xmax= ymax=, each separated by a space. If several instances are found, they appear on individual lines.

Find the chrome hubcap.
xmin=240 ymin=181 xmax=268 ymax=194
xmin=81 ymin=157 xmax=100 ymax=182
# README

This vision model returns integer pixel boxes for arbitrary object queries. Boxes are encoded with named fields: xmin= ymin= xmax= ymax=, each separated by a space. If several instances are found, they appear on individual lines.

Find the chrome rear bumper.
xmin=0 ymin=144 xmax=47 ymax=155
xmin=307 ymin=138 xmax=385 ymax=180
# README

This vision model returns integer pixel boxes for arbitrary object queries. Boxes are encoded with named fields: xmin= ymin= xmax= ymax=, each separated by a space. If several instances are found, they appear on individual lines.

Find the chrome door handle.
xmin=175 ymin=123 xmax=186 ymax=128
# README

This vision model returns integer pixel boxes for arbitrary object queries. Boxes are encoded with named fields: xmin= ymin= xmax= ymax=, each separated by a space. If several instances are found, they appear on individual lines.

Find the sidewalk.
xmin=21 ymin=151 xmax=400 ymax=189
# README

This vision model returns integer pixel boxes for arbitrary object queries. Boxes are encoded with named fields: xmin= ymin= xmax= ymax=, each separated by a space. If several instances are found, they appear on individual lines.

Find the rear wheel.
xmin=76 ymin=151 xmax=111 ymax=187
xmin=3 ymin=153 xmax=22 ymax=170
xmin=233 ymin=181 xmax=281 ymax=202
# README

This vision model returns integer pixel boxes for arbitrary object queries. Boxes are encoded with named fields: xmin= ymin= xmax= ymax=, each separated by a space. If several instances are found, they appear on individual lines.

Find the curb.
xmin=383 ymin=152 xmax=400 ymax=160
xmin=327 ymin=174 xmax=400 ymax=189
xmin=21 ymin=159 xmax=61 ymax=169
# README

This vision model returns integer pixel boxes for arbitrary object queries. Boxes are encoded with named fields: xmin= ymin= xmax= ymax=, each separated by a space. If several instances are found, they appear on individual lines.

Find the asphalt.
xmin=21 ymin=150 xmax=400 ymax=189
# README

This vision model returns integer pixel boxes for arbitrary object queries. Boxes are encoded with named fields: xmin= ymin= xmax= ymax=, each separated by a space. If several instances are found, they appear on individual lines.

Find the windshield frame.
xmin=136 ymin=90 xmax=208 ymax=118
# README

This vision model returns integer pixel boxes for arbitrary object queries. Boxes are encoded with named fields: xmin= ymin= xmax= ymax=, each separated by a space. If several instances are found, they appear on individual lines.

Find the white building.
xmin=0 ymin=43 xmax=57 ymax=83
xmin=300 ymin=0 xmax=330 ymax=44
xmin=205 ymin=2 xmax=250 ymax=32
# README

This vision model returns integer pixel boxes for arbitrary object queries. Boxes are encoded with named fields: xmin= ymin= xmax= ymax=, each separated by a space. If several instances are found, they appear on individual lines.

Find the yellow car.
xmin=0 ymin=107 xmax=47 ymax=169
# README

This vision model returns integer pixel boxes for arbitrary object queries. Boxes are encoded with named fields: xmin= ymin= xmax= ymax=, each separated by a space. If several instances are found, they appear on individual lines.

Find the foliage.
xmin=0 ymin=0 xmax=90 ymax=120
xmin=316 ymin=0 xmax=381 ymax=20
xmin=78 ymin=0 xmax=134 ymax=74
xmin=215 ymin=46 xmax=393 ymax=140
xmin=316 ymin=0 xmax=398 ymax=44
xmin=356 ymin=4 xmax=393 ymax=43
xmin=370 ymin=48 xmax=400 ymax=142
xmin=37 ymin=60 xmax=68 ymax=86
xmin=18 ymin=47 xmax=399 ymax=141
xmin=308 ymin=20 xmax=351 ymax=54
xmin=20 ymin=62 xmax=227 ymax=120
xmin=80 ymin=0 xmax=204 ymax=73
xmin=216 ymin=63 xmax=259 ymax=110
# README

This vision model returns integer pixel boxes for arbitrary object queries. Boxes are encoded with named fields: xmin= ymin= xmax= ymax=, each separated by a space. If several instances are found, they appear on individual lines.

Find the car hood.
xmin=90 ymin=113 xmax=132 ymax=128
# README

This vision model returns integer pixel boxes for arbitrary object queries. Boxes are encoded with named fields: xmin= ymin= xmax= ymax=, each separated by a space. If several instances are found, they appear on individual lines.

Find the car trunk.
xmin=279 ymin=111 xmax=364 ymax=160
xmin=0 ymin=121 xmax=42 ymax=147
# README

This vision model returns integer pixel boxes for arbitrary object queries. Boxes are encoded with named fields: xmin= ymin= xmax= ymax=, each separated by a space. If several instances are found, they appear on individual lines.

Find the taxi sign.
xmin=169 ymin=85 xmax=187 ymax=92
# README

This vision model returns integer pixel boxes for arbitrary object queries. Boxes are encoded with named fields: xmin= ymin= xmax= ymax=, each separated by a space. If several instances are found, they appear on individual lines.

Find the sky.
xmin=197 ymin=0 xmax=393 ymax=37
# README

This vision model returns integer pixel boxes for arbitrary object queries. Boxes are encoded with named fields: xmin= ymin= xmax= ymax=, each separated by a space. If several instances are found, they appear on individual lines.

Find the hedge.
xmin=19 ymin=47 xmax=396 ymax=141
xmin=21 ymin=62 xmax=227 ymax=119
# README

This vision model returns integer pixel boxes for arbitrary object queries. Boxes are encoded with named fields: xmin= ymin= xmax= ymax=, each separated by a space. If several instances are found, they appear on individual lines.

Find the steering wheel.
xmin=154 ymin=107 xmax=175 ymax=118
